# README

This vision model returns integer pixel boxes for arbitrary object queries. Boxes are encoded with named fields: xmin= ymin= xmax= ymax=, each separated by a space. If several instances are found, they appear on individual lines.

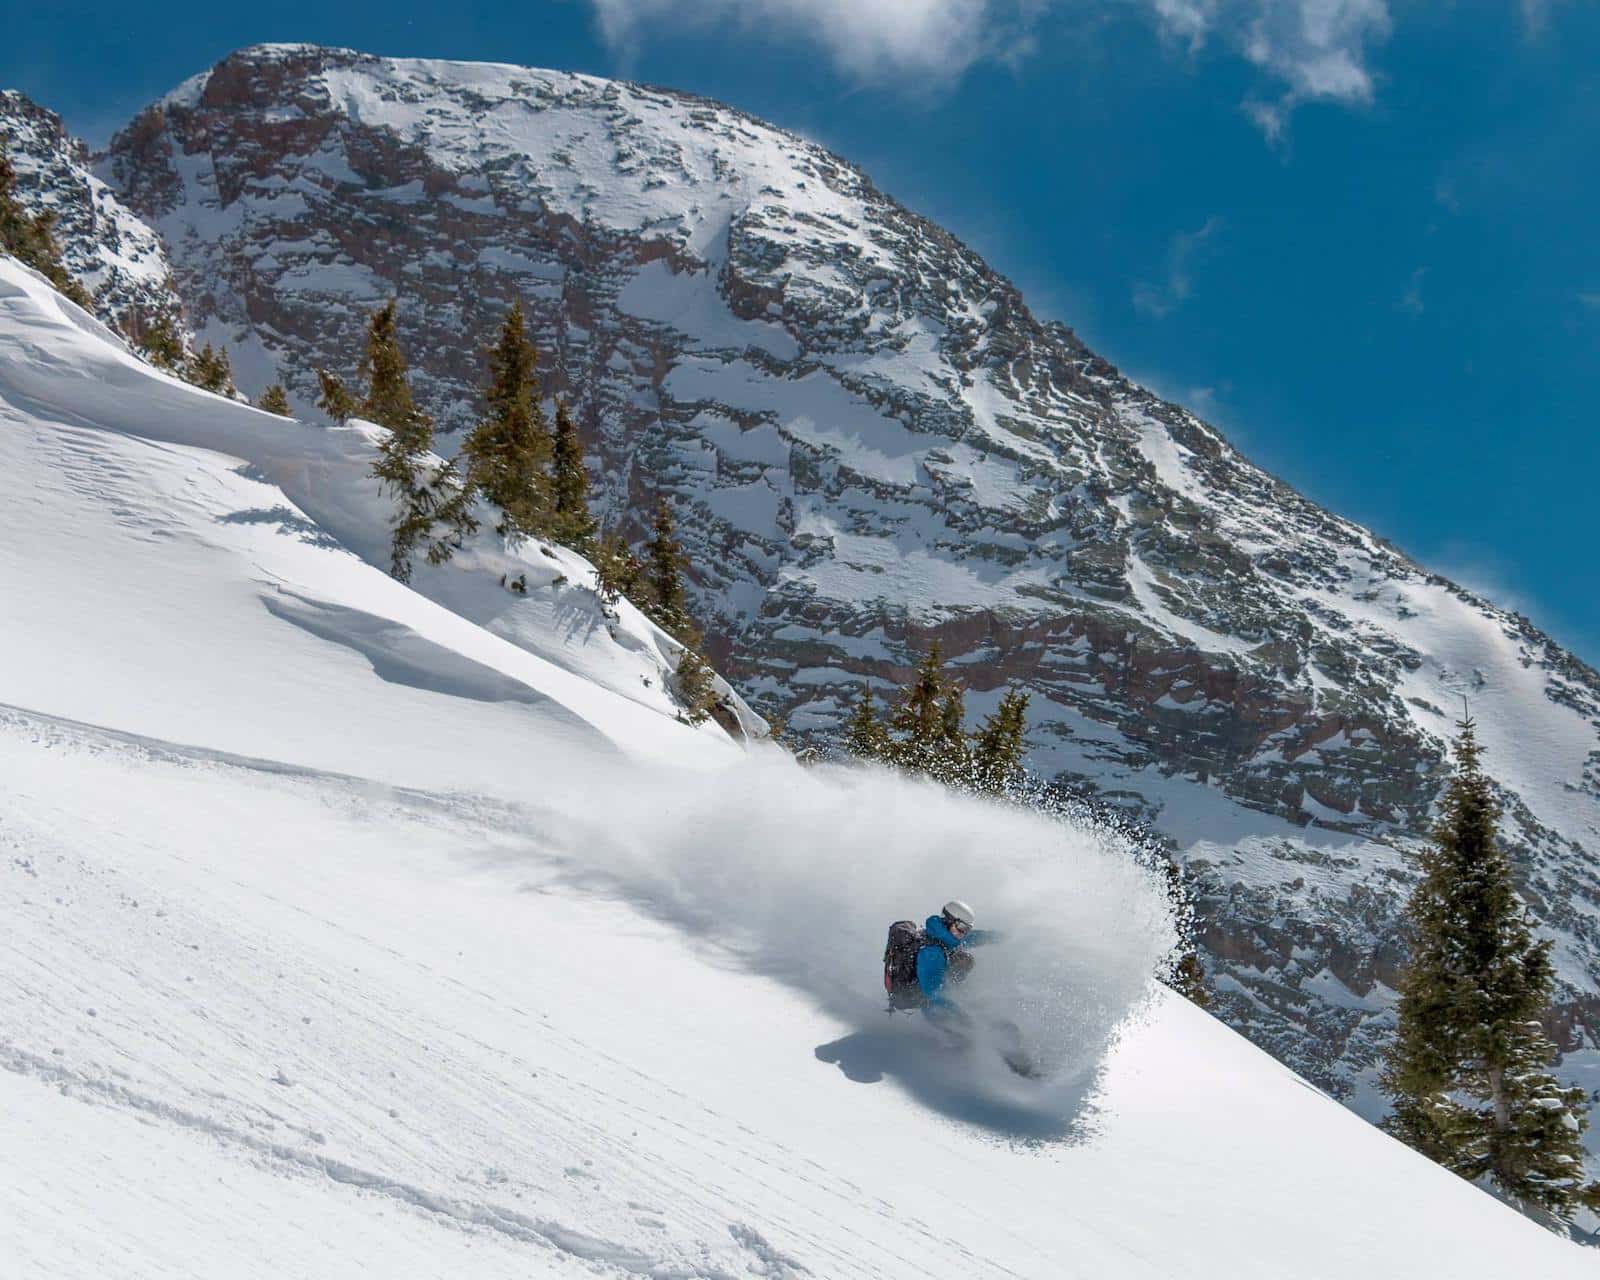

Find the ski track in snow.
xmin=0 ymin=706 xmax=1031 ymax=1278
xmin=3 ymin=254 xmax=1595 ymax=1276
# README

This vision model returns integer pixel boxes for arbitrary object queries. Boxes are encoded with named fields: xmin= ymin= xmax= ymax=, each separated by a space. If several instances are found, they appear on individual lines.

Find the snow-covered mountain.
xmin=2 ymin=252 xmax=1594 ymax=1277
xmin=0 ymin=90 xmax=189 ymax=346
xmin=85 ymin=43 xmax=1600 ymax=1112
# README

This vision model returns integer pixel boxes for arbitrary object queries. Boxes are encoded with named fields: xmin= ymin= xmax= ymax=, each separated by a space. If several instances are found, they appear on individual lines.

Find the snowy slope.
xmin=2 ymin=250 xmax=1595 ymax=1274
xmin=91 ymin=44 xmax=1600 ymax=1108
xmin=0 ymin=256 xmax=755 ymax=774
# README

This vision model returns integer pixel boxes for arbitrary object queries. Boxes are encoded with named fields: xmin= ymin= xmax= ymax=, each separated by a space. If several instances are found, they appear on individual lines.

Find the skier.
xmin=882 ymin=901 xmax=1037 ymax=1077
xmin=915 ymin=899 xmax=991 ymax=1024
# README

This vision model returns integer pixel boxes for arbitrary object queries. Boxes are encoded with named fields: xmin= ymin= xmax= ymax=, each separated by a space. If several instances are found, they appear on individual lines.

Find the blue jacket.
xmin=915 ymin=915 xmax=994 ymax=1007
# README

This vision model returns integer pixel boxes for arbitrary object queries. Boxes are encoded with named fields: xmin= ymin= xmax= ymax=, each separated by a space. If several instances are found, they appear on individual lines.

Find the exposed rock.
xmin=0 ymin=90 xmax=190 ymax=348
xmin=97 ymin=44 xmax=1600 ymax=1109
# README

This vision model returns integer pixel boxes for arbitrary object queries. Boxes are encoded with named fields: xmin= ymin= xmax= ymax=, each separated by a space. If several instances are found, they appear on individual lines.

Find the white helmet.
xmin=941 ymin=899 xmax=976 ymax=929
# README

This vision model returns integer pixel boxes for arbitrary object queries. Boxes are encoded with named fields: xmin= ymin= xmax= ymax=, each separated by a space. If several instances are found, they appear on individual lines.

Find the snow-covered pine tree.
xmin=644 ymin=498 xmax=698 ymax=645
xmin=930 ymin=686 xmax=971 ymax=787
xmin=1381 ymin=715 xmax=1599 ymax=1220
xmin=593 ymin=528 xmax=643 ymax=607
xmin=672 ymin=645 xmax=718 ymax=726
xmin=886 ymin=642 xmax=949 ymax=775
xmin=970 ymin=688 xmax=1030 ymax=795
xmin=315 ymin=367 xmax=356 ymax=423
xmin=843 ymin=684 xmax=889 ymax=761
xmin=256 ymin=383 xmax=291 ymax=416
xmin=551 ymin=398 xmax=597 ymax=551
xmin=0 ymin=138 xmax=92 ymax=309
xmin=460 ymin=301 xmax=551 ymax=542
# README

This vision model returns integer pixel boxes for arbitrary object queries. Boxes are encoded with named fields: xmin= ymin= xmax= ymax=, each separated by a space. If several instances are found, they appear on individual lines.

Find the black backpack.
xmin=883 ymin=920 xmax=927 ymax=1009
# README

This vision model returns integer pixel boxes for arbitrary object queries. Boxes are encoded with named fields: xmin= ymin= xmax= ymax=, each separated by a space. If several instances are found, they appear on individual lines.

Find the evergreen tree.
xmin=186 ymin=342 xmax=234 ymax=395
xmin=256 ymin=383 xmax=291 ymax=416
xmin=551 ymin=398 xmax=597 ymax=550
xmin=315 ymin=367 xmax=356 ymax=423
xmin=135 ymin=310 xmax=184 ymax=371
xmin=459 ymin=301 xmax=552 ymax=542
xmin=593 ymin=528 xmax=643 ymax=607
xmin=843 ymin=684 xmax=890 ymax=761
xmin=356 ymin=299 xmax=471 ymax=581
xmin=0 ymin=139 xmax=92 ymax=309
xmin=930 ymin=686 xmax=971 ymax=786
xmin=360 ymin=300 xmax=429 ymax=443
xmin=644 ymin=498 xmax=697 ymax=645
xmin=1381 ymin=716 xmax=1599 ymax=1219
xmin=970 ymin=688 xmax=1031 ymax=795
xmin=886 ymin=642 xmax=950 ymax=773
xmin=672 ymin=645 xmax=719 ymax=726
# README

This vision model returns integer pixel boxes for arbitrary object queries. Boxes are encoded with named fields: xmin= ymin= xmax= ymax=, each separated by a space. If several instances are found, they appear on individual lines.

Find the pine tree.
xmin=886 ymin=642 xmax=949 ymax=773
xmin=593 ymin=528 xmax=644 ymax=607
xmin=843 ymin=684 xmax=890 ymax=760
xmin=1381 ymin=716 xmax=1599 ymax=1219
xmin=256 ymin=383 xmax=291 ymax=416
xmin=135 ymin=310 xmax=184 ymax=371
xmin=551 ymin=399 xmax=597 ymax=551
xmin=970 ymin=688 xmax=1031 ymax=795
xmin=929 ymin=685 xmax=971 ymax=786
xmin=672 ymin=645 xmax=719 ymax=726
xmin=315 ymin=367 xmax=357 ymax=423
xmin=185 ymin=342 xmax=234 ymax=395
xmin=357 ymin=300 xmax=470 ymax=581
xmin=644 ymin=498 xmax=697 ymax=645
xmin=0 ymin=139 xmax=92 ymax=309
xmin=459 ymin=301 xmax=551 ymax=542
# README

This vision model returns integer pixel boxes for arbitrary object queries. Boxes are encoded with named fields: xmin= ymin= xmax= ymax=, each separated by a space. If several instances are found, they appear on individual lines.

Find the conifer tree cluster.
xmin=1382 ymin=716 xmax=1599 ymax=1220
xmin=256 ymin=384 xmax=291 ymax=416
xmin=843 ymin=642 xmax=1031 ymax=796
xmin=185 ymin=342 xmax=234 ymax=396
xmin=320 ymin=299 xmax=478 ymax=582
xmin=319 ymin=297 xmax=722 ymax=725
xmin=0 ymin=139 xmax=92 ymax=309
xmin=131 ymin=309 xmax=184 ymax=371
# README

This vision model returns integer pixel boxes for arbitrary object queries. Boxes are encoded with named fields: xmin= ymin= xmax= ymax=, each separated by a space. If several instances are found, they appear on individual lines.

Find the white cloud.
xmin=1133 ymin=216 xmax=1222 ymax=318
xmin=589 ymin=0 xmax=1015 ymax=82
xmin=1148 ymin=0 xmax=1392 ymax=139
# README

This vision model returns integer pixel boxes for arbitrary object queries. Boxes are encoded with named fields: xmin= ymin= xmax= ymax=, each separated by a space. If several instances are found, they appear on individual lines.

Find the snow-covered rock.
xmin=89 ymin=43 xmax=1600 ymax=1110
xmin=0 ymin=90 xmax=189 ymax=347
xmin=1 ymin=242 xmax=1594 ymax=1277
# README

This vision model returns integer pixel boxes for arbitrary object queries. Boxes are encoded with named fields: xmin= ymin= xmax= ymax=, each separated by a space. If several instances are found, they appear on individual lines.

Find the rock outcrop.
xmin=1 ymin=90 xmax=188 ymax=346
xmin=93 ymin=44 xmax=1600 ymax=1106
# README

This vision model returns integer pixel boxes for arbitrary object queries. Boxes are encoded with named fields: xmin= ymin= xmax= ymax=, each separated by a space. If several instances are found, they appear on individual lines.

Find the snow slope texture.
xmin=1 ymin=250 xmax=1593 ymax=1274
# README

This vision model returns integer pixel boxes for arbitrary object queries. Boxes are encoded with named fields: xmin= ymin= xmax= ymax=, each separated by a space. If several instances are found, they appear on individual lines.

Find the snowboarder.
xmin=882 ymin=901 xmax=1038 ymax=1077
xmin=883 ymin=900 xmax=992 ymax=1018
xmin=916 ymin=899 xmax=989 ymax=1019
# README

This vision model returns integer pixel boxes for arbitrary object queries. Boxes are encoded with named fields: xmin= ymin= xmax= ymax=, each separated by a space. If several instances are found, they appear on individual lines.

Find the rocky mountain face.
xmin=0 ymin=91 xmax=188 ymax=346
xmin=74 ymin=44 xmax=1600 ymax=1105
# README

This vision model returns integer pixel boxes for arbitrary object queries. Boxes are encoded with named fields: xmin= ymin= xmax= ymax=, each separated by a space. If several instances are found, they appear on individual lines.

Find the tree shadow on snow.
xmin=813 ymin=1021 xmax=1102 ymax=1143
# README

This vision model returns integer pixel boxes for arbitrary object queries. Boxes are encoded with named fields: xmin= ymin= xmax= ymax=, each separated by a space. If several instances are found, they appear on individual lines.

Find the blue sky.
xmin=5 ymin=1 xmax=1597 ymax=664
